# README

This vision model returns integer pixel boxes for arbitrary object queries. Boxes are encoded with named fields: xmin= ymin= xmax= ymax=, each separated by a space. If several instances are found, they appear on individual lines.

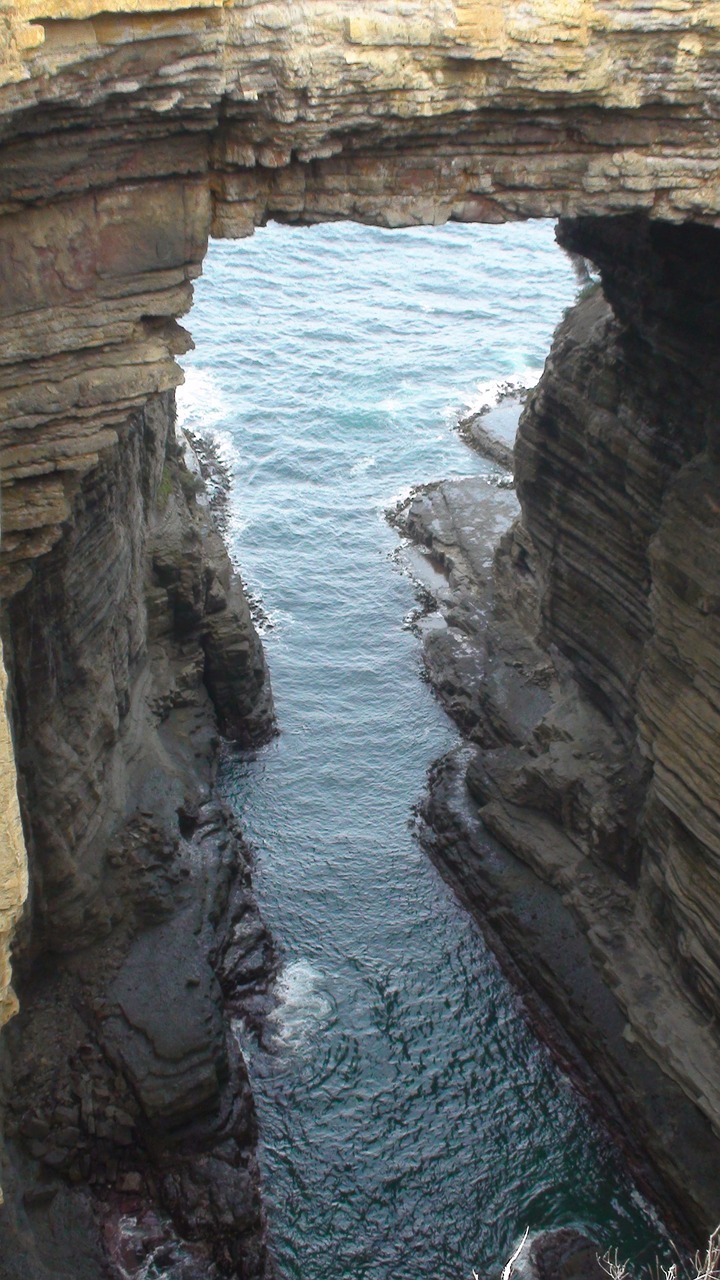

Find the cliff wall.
xmin=2 ymin=0 xmax=720 ymax=1001
xmin=513 ymin=223 xmax=720 ymax=1218
xmin=521 ymin=217 xmax=720 ymax=1021
xmin=405 ymin=217 xmax=720 ymax=1235
xmin=1 ymin=0 xmax=720 ymax=1267
xmin=0 ymin=387 xmax=276 ymax=1277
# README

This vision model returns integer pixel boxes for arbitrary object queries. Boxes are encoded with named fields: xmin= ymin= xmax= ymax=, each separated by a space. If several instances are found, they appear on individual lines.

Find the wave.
xmin=462 ymin=366 xmax=544 ymax=419
xmin=176 ymin=365 xmax=229 ymax=431
xmin=267 ymin=959 xmax=335 ymax=1053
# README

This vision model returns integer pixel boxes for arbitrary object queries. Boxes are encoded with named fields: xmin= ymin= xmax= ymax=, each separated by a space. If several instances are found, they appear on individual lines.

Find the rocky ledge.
xmin=0 ymin=390 xmax=278 ymax=1278
xmin=393 ymin=216 xmax=720 ymax=1240
xmin=397 ymin=459 xmax=720 ymax=1239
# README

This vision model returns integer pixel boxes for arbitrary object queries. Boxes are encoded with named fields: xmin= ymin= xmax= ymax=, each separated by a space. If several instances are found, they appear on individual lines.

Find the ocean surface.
xmin=178 ymin=220 xmax=665 ymax=1280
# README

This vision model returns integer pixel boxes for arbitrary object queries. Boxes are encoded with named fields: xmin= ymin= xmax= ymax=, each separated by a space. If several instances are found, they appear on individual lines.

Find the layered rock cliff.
xmin=2 ymin=0 xmax=720 ymax=607
xmin=0 ymin=384 xmax=276 ymax=1276
xmin=2 ymin=0 xmax=720 ymax=1270
xmin=401 ymin=215 xmax=720 ymax=1235
xmin=519 ymin=218 xmax=720 ymax=995
xmin=5 ymin=389 xmax=271 ymax=947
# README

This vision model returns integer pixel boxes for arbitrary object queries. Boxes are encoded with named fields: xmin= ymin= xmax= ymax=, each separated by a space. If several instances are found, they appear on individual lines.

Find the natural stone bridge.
xmin=2 ymin=0 xmax=720 ymax=592
xmin=1 ymin=0 xmax=720 ymax=1268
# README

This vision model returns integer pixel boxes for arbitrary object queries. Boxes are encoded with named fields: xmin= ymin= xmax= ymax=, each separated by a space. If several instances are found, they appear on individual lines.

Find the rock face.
xmin=3 ymin=0 xmax=720 ymax=1269
xmin=0 ymin=796 xmax=277 ymax=1280
xmin=2 ymin=0 xmax=720 ymax=596
xmin=400 ymin=217 xmax=720 ymax=1236
xmin=4 ymin=390 xmax=272 ymax=952
xmin=508 ymin=1227 xmax=607 ymax=1280
xmin=2 ymin=0 xmax=720 ymax=992
xmin=0 ymin=387 xmax=277 ymax=1275
xmin=517 ymin=215 xmax=720 ymax=1032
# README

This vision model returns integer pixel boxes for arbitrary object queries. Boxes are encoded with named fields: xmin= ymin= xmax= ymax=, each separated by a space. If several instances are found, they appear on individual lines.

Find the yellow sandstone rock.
xmin=0 ymin=636 xmax=27 ymax=1040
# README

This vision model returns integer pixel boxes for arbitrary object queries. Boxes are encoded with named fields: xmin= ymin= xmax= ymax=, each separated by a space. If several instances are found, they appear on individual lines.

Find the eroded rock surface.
xmin=0 ymin=798 xmax=276 ymax=1280
xmin=2 ymin=0 xmax=720 ymax=1036
xmin=508 ymin=1227 xmax=607 ymax=1280
xmin=400 ymin=218 xmax=720 ymax=1237
xmin=0 ymin=389 xmax=277 ymax=1276
xmin=3 ymin=0 xmax=720 ymax=1269
xmin=2 ymin=0 xmax=720 ymax=605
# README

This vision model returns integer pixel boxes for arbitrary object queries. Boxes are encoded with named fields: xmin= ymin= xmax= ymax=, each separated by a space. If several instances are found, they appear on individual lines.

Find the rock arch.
xmin=1 ymin=0 xmax=720 ymax=1259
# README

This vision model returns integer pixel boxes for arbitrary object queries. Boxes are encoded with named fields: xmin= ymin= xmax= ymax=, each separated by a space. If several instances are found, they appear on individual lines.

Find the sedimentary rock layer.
xmin=402 ymin=215 xmax=720 ymax=1235
xmin=523 ymin=215 xmax=720 ymax=1023
xmin=3 ymin=390 xmax=272 ymax=950
xmin=2 ymin=0 xmax=720 ymax=1008
xmin=2 ymin=0 xmax=720 ymax=599
xmin=2 ymin=0 xmax=720 ymax=1265
xmin=0 ymin=388 xmax=276 ymax=1275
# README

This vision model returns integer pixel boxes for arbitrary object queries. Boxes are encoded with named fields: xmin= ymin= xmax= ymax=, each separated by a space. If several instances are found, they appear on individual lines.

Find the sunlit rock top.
xmin=0 ymin=0 xmax=718 ymax=590
xmin=1 ymin=0 xmax=719 ymax=229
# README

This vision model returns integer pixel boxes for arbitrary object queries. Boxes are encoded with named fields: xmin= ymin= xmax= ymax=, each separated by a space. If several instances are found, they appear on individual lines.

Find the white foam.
xmin=176 ymin=365 xmax=229 ymax=434
xmin=268 ymin=959 xmax=333 ymax=1052
xmin=349 ymin=455 xmax=377 ymax=475
xmin=462 ymin=366 xmax=544 ymax=419
xmin=377 ymin=394 xmax=404 ymax=413
xmin=110 ymin=1214 xmax=198 ymax=1280
xmin=383 ymin=483 xmax=414 ymax=514
xmin=176 ymin=370 xmax=241 ymax=488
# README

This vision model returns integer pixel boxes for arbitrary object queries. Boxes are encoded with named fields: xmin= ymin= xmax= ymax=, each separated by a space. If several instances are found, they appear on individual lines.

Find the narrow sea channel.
xmin=178 ymin=221 xmax=664 ymax=1280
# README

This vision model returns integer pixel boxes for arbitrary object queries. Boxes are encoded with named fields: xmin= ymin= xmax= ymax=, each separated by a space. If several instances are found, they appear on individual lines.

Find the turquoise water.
xmin=178 ymin=221 xmax=664 ymax=1279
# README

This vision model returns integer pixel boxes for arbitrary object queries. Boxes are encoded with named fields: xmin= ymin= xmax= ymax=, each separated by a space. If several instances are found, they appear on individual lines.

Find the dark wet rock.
xmin=1 ymin=799 xmax=278 ymax=1279
xmin=159 ymin=1153 xmax=265 ymax=1272
xmin=202 ymin=579 xmax=275 ymax=745
xmin=102 ymin=911 xmax=227 ymax=1127
xmin=400 ymin=220 xmax=720 ymax=1239
xmin=509 ymin=1229 xmax=606 ymax=1280
xmin=102 ymin=1201 xmax=223 ymax=1280
xmin=0 ymin=393 xmax=278 ymax=1277
xmin=0 ymin=1178 xmax=105 ymax=1280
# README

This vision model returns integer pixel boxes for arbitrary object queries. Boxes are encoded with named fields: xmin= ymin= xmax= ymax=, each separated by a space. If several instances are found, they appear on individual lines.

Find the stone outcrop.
xmin=2 ymin=0 xmax=720 ymax=1268
xmin=509 ymin=1227 xmax=606 ymax=1280
xmin=518 ymin=215 xmax=720 ymax=1029
xmin=3 ymin=390 xmax=272 ymax=952
xmin=397 ymin=216 xmax=720 ymax=1236
xmin=1 ymin=796 xmax=277 ymax=1280
xmin=2 ymin=0 xmax=720 ymax=598
xmin=0 ymin=386 xmax=276 ymax=1275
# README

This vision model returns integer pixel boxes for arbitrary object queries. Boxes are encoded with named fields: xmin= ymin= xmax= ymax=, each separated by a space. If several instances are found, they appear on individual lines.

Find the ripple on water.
xmin=181 ymin=220 xmax=669 ymax=1280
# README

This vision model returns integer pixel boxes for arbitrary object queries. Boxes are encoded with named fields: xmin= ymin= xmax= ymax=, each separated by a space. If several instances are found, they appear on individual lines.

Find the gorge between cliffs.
xmin=3 ymin=3 xmax=720 ymax=1276
xmin=0 ymin=209 xmax=717 ymax=1279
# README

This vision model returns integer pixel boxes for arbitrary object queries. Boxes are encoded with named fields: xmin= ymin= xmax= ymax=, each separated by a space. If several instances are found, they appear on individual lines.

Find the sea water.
xmin=178 ymin=221 xmax=665 ymax=1280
